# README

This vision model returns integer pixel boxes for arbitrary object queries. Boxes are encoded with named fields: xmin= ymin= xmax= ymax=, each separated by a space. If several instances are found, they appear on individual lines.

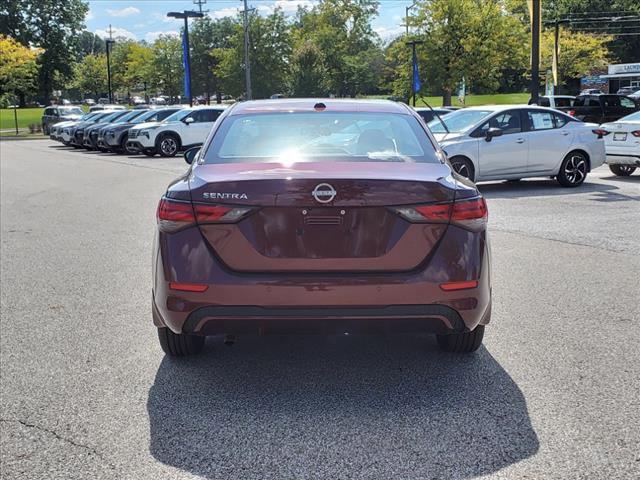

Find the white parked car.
xmin=427 ymin=105 xmax=606 ymax=187
xmin=600 ymin=111 xmax=640 ymax=176
xmin=126 ymin=106 xmax=226 ymax=157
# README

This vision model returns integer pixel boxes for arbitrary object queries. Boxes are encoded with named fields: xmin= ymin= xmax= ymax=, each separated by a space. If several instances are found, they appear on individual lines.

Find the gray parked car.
xmin=41 ymin=106 xmax=84 ymax=134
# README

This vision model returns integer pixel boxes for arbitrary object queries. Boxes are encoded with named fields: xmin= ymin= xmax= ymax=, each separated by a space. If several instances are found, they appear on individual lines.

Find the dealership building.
xmin=600 ymin=63 xmax=640 ymax=92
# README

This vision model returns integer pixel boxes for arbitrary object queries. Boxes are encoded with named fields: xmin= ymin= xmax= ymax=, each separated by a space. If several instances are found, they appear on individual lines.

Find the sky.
xmin=86 ymin=0 xmax=412 ymax=44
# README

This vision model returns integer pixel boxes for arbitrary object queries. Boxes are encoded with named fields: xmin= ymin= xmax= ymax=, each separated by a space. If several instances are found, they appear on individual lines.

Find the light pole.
xmin=241 ymin=0 xmax=253 ymax=100
xmin=104 ymin=25 xmax=115 ymax=103
xmin=167 ymin=10 xmax=204 ymax=107
xmin=530 ymin=0 xmax=541 ymax=104
xmin=405 ymin=2 xmax=421 ymax=107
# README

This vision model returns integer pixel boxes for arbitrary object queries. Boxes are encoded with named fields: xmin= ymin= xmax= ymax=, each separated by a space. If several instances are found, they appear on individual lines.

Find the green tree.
xmin=72 ymin=53 xmax=107 ymax=99
xmin=413 ymin=0 xmax=528 ymax=105
xmin=190 ymin=17 xmax=237 ymax=103
xmin=217 ymin=9 xmax=291 ymax=99
xmin=123 ymin=43 xmax=155 ymax=101
xmin=293 ymin=0 xmax=381 ymax=97
xmin=0 ymin=35 xmax=41 ymax=106
xmin=0 ymin=0 xmax=89 ymax=103
xmin=151 ymin=34 xmax=183 ymax=101
xmin=290 ymin=40 xmax=328 ymax=96
xmin=78 ymin=31 xmax=106 ymax=57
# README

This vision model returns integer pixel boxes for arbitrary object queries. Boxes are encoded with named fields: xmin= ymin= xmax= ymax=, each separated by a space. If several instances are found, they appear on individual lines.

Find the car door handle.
xmin=516 ymin=138 xmax=525 ymax=143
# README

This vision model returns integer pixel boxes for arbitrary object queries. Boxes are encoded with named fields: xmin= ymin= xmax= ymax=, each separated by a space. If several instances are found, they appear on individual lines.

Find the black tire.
xmin=143 ymin=148 xmax=156 ymax=157
xmin=157 ymin=328 xmax=204 ymax=356
xmin=157 ymin=133 xmax=180 ymax=157
xmin=449 ymin=156 xmax=475 ymax=181
xmin=609 ymin=164 xmax=636 ymax=176
xmin=437 ymin=325 xmax=485 ymax=353
xmin=557 ymin=151 xmax=588 ymax=187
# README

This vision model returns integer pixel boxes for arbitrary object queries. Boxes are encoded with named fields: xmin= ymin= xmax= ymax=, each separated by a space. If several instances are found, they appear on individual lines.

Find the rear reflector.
xmin=169 ymin=282 xmax=208 ymax=292
xmin=440 ymin=280 xmax=478 ymax=291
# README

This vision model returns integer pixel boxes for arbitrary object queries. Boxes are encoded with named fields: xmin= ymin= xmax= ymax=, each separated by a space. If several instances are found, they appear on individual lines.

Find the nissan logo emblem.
xmin=312 ymin=183 xmax=337 ymax=203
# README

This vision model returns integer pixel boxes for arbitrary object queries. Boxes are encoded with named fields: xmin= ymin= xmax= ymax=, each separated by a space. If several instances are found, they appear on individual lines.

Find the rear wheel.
xmin=157 ymin=133 xmax=180 ymax=157
xmin=609 ymin=164 xmax=636 ymax=176
xmin=557 ymin=151 xmax=588 ymax=187
xmin=449 ymin=156 xmax=475 ymax=181
xmin=437 ymin=325 xmax=484 ymax=353
xmin=157 ymin=328 xmax=204 ymax=356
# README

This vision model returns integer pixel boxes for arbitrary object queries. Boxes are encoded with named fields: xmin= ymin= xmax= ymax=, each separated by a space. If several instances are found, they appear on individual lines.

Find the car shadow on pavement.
xmin=479 ymin=179 xmax=621 ymax=199
xmin=147 ymin=335 xmax=538 ymax=479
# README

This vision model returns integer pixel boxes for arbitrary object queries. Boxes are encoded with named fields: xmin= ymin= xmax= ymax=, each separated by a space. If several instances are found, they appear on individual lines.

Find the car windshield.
xmin=132 ymin=110 xmax=162 ymax=124
xmin=163 ymin=109 xmax=192 ymax=123
xmin=427 ymin=109 xmax=492 ymax=133
xmin=619 ymin=111 xmax=640 ymax=122
xmin=204 ymin=112 xmax=440 ymax=164
xmin=60 ymin=107 xmax=83 ymax=115
xmin=114 ymin=110 xmax=145 ymax=123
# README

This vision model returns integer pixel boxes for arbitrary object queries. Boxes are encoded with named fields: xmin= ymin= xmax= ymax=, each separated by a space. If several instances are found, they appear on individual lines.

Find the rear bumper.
xmin=606 ymin=152 xmax=640 ymax=166
xmin=152 ymin=224 xmax=492 ymax=336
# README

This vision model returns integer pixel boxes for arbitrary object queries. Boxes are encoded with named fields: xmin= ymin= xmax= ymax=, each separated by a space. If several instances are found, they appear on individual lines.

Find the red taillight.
xmin=592 ymin=129 xmax=610 ymax=138
xmin=157 ymin=198 xmax=195 ymax=232
xmin=392 ymin=197 xmax=487 ymax=231
xmin=631 ymin=130 xmax=640 ymax=137
xmin=169 ymin=282 xmax=208 ymax=292
xmin=439 ymin=280 xmax=478 ymax=291
xmin=568 ymin=110 xmax=576 ymax=116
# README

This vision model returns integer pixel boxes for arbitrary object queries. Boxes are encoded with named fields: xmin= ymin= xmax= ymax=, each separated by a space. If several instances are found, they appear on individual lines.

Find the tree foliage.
xmin=151 ymin=35 xmax=183 ymax=100
xmin=0 ymin=35 xmax=41 ymax=103
xmin=0 ymin=0 xmax=89 ymax=102
xmin=72 ymin=53 xmax=107 ymax=98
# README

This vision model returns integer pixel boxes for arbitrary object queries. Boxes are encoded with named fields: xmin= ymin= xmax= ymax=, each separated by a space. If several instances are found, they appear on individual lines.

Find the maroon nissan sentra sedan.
xmin=152 ymin=99 xmax=491 ymax=356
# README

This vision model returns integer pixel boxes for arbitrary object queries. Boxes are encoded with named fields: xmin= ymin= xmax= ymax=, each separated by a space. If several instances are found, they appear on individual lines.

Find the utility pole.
xmin=167 ymin=10 xmax=204 ymax=107
xmin=405 ymin=1 xmax=417 ymax=36
xmin=241 ymin=0 xmax=253 ymax=100
xmin=530 ymin=0 xmax=541 ymax=104
xmin=193 ymin=0 xmax=208 ymax=14
xmin=406 ymin=40 xmax=424 ymax=106
xmin=105 ymin=25 xmax=115 ymax=103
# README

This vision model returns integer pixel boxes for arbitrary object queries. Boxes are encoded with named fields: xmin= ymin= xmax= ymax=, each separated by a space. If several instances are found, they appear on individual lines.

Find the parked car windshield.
xmin=163 ymin=109 xmax=192 ymax=123
xmin=204 ymin=112 xmax=440 ymax=164
xmin=113 ymin=110 xmax=145 ymax=123
xmin=132 ymin=109 xmax=164 ymax=124
xmin=619 ymin=111 xmax=640 ymax=122
xmin=427 ymin=109 xmax=492 ymax=133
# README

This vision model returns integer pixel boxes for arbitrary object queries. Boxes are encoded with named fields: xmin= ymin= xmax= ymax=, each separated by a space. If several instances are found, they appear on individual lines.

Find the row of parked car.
xmin=48 ymin=105 xmax=226 ymax=157
xmin=47 ymin=99 xmax=639 ymax=182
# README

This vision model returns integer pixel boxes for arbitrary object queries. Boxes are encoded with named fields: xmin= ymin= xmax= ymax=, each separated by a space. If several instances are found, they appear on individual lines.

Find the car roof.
xmin=230 ymin=98 xmax=411 ymax=116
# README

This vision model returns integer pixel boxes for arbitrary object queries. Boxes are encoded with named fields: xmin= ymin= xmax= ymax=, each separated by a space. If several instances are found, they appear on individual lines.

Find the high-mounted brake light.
xmin=392 ymin=197 xmax=487 ymax=231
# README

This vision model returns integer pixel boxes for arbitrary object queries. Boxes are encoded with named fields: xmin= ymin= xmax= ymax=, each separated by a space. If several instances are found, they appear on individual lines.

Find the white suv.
xmin=128 ymin=106 xmax=225 ymax=157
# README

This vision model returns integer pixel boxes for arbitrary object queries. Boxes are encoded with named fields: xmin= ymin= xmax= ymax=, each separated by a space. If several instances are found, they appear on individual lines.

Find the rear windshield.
xmin=203 ymin=112 xmax=440 ymax=164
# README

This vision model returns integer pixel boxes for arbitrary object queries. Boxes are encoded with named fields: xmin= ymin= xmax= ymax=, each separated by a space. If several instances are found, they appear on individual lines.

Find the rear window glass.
xmin=204 ymin=112 xmax=440 ymax=164
xmin=554 ymin=97 xmax=573 ymax=107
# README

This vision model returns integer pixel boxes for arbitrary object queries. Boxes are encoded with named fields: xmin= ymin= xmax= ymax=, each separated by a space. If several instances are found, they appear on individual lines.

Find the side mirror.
xmin=184 ymin=146 xmax=200 ymax=165
xmin=485 ymin=127 xmax=503 ymax=142
xmin=183 ymin=117 xmax=194 ymax=125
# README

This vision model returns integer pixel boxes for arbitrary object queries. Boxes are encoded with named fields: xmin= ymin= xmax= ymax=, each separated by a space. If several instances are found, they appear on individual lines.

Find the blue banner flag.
xmin=412 ymin=48 xmax=421 ymax=94
xmin=182 ymin=30 xmax=191 ymax=100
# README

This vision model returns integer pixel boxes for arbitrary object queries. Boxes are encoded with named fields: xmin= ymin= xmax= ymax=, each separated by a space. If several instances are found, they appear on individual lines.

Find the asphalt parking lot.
xmin=1 ymin=139 xmax=639 ymax=479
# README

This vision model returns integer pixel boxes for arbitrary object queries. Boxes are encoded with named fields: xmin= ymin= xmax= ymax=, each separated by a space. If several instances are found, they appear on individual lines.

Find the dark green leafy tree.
xmin=78 ymin=31 xmax=106 ymax=57
xmin=0 ymin=0 xmax=89 ymax=103
xmin=190 ymin=17 xmax=236 ymax=103
xmin=151 ymin=34 xmax=184 ymax=102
